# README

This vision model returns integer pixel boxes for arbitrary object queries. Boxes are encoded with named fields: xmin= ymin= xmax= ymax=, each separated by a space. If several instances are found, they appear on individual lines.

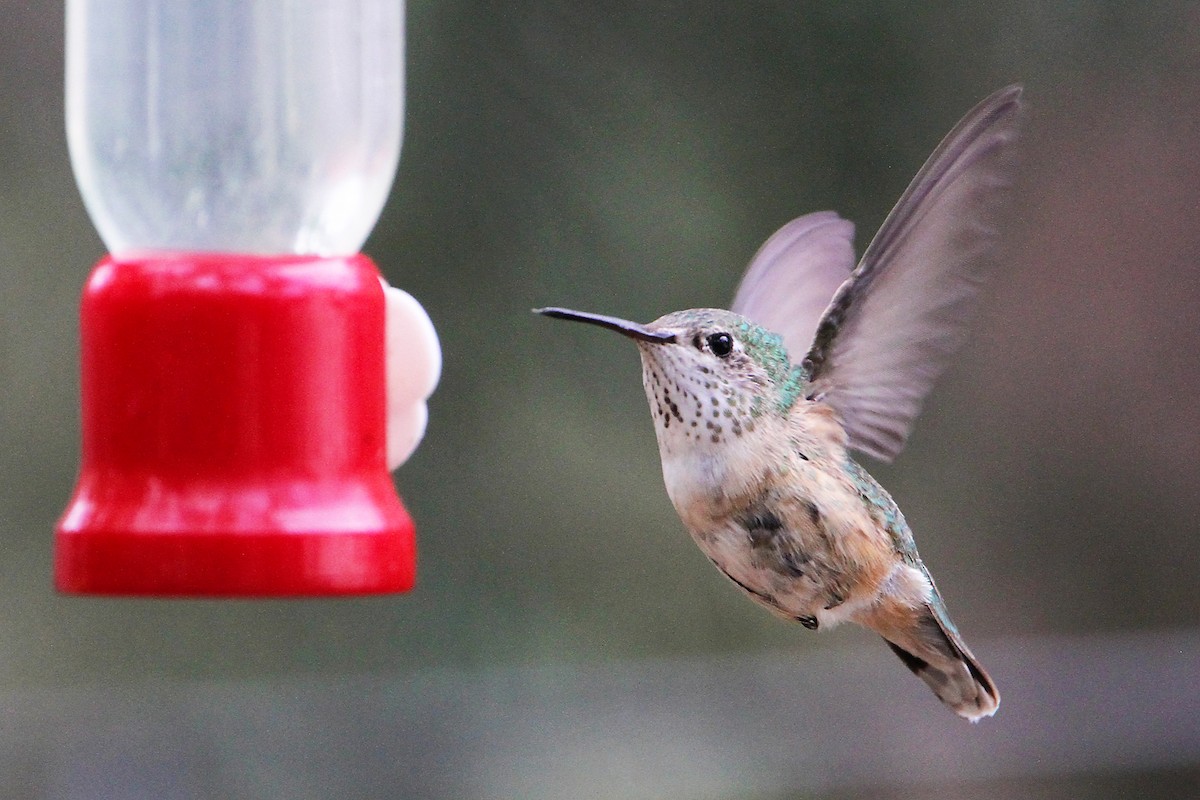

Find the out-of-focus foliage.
xmin=2 ymin=1 xmax=1199 ymax=797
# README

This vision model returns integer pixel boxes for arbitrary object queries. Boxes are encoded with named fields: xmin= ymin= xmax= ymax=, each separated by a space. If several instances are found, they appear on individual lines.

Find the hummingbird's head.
xmin=536 ymin=307 xmax=806 ymax=452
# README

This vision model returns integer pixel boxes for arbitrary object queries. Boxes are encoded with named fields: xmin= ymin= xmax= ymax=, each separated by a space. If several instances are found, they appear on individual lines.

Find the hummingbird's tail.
xmin=870 ymin=598 xmax=999 ymax=722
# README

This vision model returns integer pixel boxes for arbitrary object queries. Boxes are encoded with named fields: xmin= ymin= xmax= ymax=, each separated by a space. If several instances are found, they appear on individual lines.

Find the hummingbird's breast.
xmin=635 ymin=342 xmax=908 ymax=627
xmin=656 ymin=403 xmax=903 ymax=629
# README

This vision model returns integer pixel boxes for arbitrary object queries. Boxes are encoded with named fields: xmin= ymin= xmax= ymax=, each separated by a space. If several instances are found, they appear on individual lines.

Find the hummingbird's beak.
xmin=535 ymin=307 xmax=676 ymax=344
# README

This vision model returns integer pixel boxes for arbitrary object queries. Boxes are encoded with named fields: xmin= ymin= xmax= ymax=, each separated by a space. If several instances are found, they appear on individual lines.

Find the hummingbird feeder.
xmin=55 ymin=0 xmax=438 ymax=596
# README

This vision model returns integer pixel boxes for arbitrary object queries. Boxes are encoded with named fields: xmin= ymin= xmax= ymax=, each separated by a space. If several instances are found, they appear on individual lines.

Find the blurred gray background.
xmin=3 ymin=1 xmax=1200 ymax=798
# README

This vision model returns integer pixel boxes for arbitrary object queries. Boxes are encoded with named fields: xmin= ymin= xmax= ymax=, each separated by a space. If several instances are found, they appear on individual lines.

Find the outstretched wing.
xmin=804 ymin=85 xmax=1024 ymax=462
xmin=730 ymin=211 xmax=856 ymax=361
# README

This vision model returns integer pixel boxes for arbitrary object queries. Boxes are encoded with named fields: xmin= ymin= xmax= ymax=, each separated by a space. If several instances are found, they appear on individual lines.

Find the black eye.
xmin=707 ymin=332 xmax=733 ymax=357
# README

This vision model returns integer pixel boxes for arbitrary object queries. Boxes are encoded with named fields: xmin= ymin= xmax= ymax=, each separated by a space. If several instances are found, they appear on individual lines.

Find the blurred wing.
xmin=730 ymin=211 xmax=856 ymax=361
xmin=804 ymin=84 xmax=1024 ymax=462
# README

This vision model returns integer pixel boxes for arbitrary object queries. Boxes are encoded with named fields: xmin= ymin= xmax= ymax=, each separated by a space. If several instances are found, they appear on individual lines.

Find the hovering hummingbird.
xmin=537 ymin=85 xmax=1023 ymax=721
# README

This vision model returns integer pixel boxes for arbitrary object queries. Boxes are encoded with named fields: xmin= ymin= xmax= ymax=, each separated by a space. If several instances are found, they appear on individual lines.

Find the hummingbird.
xmin=536 ymin=85 xmax=1023 ymax=721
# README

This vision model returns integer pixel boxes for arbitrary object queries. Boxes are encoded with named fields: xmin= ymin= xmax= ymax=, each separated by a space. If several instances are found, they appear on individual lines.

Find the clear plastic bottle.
xmin=66 ymin=0 xmax=403 ymax=256
xmin=57 ymin=0 xmax=431 ymax=597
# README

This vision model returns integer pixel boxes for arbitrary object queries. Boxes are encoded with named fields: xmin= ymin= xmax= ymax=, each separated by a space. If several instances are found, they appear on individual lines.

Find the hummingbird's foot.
xmin=797 ymin=614 xmax=819 ymax=630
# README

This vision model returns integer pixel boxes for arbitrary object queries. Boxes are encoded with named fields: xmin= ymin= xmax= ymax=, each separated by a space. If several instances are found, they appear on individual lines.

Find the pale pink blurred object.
xmin=382 ymin=280 xmax=441 ymax=469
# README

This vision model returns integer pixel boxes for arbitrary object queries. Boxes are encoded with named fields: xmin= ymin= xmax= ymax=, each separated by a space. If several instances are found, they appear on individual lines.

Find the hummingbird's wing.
xmin=802 ymin=85 xmax=1024 ymax=462
xmin=730 ymin=211 xmax=856 ymax=359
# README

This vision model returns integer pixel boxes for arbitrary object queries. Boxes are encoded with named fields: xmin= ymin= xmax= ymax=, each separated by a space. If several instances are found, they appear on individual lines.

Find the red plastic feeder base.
xmin=55 ymin=253 xmax=416 ymax=596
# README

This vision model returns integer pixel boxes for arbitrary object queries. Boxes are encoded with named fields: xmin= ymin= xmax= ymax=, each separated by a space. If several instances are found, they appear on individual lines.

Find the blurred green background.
xmin=3 ymin=1 xmax=1200 ymax=798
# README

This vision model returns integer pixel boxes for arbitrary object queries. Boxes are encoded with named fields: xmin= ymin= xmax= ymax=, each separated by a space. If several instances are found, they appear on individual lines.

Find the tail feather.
xmin=878 ymin=602 xmax=999 ymax=722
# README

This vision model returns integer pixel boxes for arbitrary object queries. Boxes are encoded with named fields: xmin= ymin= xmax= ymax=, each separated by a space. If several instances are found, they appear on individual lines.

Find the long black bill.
xmin=534 ymin=307 xmax=676 ymax=343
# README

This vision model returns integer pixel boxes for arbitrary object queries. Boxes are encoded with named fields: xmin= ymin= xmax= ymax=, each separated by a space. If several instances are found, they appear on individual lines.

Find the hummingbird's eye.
xmin=707 ymin=332 xmax=734 ymax=357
